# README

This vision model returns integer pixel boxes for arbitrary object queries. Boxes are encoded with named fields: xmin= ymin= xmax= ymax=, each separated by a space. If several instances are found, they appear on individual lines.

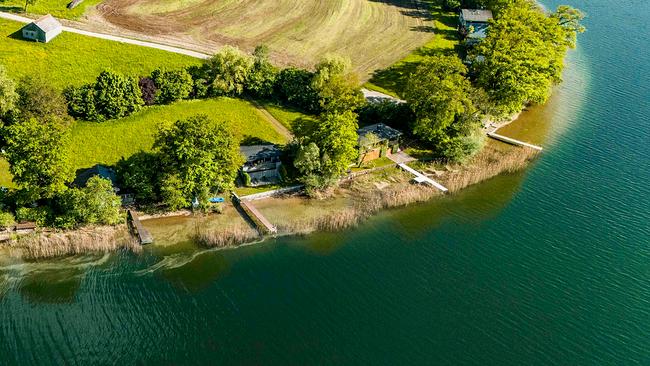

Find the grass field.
xmin=261 ymin=101 xmax=315 ymax=131
xmin=0 ymin=19 xmax=200 ymax=89
xmin=90 ymin=0 xmax=437 ymax=79
xmin=365 ymin=7 xmax=461 ymax=97
xmin=68 ymin=98 xmax=288 ymax=171
xmin=0 ymin=0 xmax=103 ymax=19
xmin=0 ymin=98 xmax=288 ymax=187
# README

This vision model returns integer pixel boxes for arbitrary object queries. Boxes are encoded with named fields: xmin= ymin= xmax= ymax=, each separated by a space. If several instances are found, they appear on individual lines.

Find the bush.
xmin=138 ymin=77 xmax=157 ymax=106
xmin=54 ymin=176 xmax=123 ymax=228
xmin=160 ymin=174 xmax=189 ymax=211
xmin=0 ymin=211 xmax=15 ymax=228
xmin=16 ymin=206 xmax=51 ymax=227
xmin=151 ymin=68 xmax=193 ymax=104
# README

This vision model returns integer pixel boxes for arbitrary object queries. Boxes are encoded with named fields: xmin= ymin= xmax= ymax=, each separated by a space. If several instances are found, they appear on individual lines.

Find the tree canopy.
xmin=5 ymin=117 xmax=72 ymax=200
xmin=206 ymin=46 xmax=254 ymax=97
xmin=155 ymin=114 xmax=243 ymax=208
xmin=471 ymin=2 xmax=584 ymax=113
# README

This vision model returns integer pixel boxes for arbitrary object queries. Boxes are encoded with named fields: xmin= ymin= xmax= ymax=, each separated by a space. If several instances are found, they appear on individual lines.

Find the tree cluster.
xmin=64 ymin=70 xmax=143 ymax=121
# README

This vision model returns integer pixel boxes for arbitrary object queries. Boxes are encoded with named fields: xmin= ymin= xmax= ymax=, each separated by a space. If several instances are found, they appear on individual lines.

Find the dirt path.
xmin=0 ymin=11 xmax=211 ymax=59
xmin=248 ymin=99 xmax=294 ymax=142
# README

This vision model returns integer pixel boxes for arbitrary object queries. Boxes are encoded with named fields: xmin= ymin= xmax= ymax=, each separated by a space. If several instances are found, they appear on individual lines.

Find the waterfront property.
xmin=459 ymin=9 xmax=493 ymax=44
xmin=240 ymin=145 xmax=283 ymax=187
xmin=358 ymin=123 xmax=403 ymax=163
xmin=21 ymin=14 xmax=62 ymax=43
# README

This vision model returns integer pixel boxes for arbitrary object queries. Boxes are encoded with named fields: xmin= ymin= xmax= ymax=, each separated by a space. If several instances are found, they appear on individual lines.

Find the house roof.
xmin=461 ymin=9 xmax=494 ymax=23
xmin=240 ymin=145 xmax=282 ymax=163
xmin=31 ymin=14 xmax=62 ymax=33
xmin=73 ymin=165 xmax=117 ymax=187
xmin=358 ymin=123 xmax=403 ymax=143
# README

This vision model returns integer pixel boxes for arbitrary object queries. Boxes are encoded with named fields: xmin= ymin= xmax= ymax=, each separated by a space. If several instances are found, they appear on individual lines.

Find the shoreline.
xmin=0 ymin=109 xmax=541 ymax=260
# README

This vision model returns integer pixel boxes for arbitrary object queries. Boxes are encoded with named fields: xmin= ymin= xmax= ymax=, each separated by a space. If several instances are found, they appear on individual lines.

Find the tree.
xmin=5 ymin=117 xmax=72 ymax=199
xmin=0 ymin=65 xmax=17 ymax=117
xmin=293 ymin=142 xmax=321 ymax=176
xmin=64 ymin=70 xmax=143 ymax=121
xmin=16 ymin=74 xmax=69 ymax=121
xmin=294 ymin=111 xmax=359 ymax=178
xmin=276 ymin=67 xmax=319 ymax=113
xmin=246 ymin=45 xmax=278 ymax=98
xmin=155 ymin=114 xmax=243 ymax=207
xmin=93 ymin=70 xmax=143 ymax=120
xmin=151 ymin=68 xmax=193 ymax=104
xmin=312 ymin=56 xmax=365 ymax=114
xmin=471 ymin=3 xmax=583 ymax=113
xmin=552 ymin=5 xmax=586 ymax=48
xmin=404 ymin=55 xmax=474 ymax=144
xmin=206 ymin=46 xmax=253 ymax=96
xmin=116 ymin=151 xmax=162 ymax=204
xmin=55 ymin=176 xmax=122 ymax=228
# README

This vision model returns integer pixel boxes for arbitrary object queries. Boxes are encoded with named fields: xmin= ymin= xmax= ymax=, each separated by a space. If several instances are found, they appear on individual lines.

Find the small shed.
xmin=22 ymin=14 xmax=62 ymax=43
xmin=357 ymin=123 xmax=403 ymax=163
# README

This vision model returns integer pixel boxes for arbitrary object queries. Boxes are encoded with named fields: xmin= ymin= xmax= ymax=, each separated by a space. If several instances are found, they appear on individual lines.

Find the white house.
xmin=22 ymin=14 xmax=62 ymax=43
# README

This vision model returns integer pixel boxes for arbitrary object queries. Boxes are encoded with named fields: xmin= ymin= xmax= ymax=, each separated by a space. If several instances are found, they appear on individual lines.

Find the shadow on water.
xmin=18 ymin=267 xmax=84 ymax=304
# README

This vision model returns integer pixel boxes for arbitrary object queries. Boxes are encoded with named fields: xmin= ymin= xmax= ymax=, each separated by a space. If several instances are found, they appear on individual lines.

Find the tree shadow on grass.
xmin=240 ymin=135 xmax=274 ymax=146
xmin=0 ymin=6 xmax=24 ymax=13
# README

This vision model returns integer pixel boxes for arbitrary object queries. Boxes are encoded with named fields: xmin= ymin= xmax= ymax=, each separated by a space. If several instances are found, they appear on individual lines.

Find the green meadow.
xmin=0 ymin=19 xmax=200 ymax=89
xmin=0 ymin=0 xmax=103 ymax=19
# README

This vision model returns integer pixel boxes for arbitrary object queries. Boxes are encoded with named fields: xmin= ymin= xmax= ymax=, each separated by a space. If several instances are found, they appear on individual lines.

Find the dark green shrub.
xmin=151 ymin=68 xmax=193 ymax=104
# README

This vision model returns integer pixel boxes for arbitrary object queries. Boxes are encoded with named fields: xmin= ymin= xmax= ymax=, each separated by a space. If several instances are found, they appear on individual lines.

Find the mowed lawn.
xmin=94 ymin=0 xmax=437 ymax=79
xmin=365 ymin=7 xmax=461 ymax=97
xmin=69 ymin=98 xmax=288 ymax=171
xmin=0 ymin=19 xmax=200 ymax=89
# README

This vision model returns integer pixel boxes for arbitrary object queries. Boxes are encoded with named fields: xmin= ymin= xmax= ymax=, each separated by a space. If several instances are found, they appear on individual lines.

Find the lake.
xmin=1 ymin=0 xmax=649 ymax=364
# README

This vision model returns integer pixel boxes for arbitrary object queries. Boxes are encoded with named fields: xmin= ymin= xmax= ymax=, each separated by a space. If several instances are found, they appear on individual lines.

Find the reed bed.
xmin=439 ymin=146 xmax=539 ymax=192
xmin=6 ymin=225 xmax=140 ymax=259
xmin=194 ymin=224 xmax=260 ymax=248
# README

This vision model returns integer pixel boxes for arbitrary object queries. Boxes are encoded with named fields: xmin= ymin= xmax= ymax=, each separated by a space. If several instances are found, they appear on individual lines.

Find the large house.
xmin=357 ymin=123 xmax=403 ymax=163
xmin=459 ymin=9 xmax=493 ymax=44
xmin=240 ymin=145 xmax=283 ymax=186
xmin=21 ymin=14 xmax=62 ymax=43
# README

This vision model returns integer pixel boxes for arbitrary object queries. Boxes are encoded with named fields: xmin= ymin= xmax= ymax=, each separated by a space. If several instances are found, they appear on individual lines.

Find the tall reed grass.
xmin=194 ymin=224 xmax=260 ymax=248
xmin=6 ymin=225 xmax=140 ymax=259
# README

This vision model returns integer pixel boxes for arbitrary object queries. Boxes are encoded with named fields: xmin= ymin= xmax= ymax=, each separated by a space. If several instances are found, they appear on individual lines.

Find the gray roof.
xmin=358 ymin=123 xmax=403 ymax=142
xmin=32 ymin=14 xmax=62 ymax=33
xmin=240 ymin=145 xmax=281 ymax=163
xmin=461 ymin=9 xmax=494 ymax=23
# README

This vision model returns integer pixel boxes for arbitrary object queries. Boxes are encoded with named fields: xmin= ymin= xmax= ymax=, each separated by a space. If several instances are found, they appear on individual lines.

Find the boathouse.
xmin=459 ymin=9 xmax=493 ymax=44
xmin=21 ymin=14 xmax=62 ymax=43
xmin=357 ymin=123 xmax=403 ymax=163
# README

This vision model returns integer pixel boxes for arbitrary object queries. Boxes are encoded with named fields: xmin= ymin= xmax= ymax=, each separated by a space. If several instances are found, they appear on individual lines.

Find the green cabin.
xmin=21 ymin=14 xmax=62 ymax=43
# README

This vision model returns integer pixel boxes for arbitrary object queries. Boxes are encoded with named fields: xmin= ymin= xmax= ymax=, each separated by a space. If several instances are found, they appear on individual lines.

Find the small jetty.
xmin=487 ymin=132 xmax=544 ymax=151
xmin=232 ymin=194 xmax=278 ymax=235
xmin=127 ymin=210 xmax=153 ymax=245
xmin=398 ymin=163 xmax=449 ymax=193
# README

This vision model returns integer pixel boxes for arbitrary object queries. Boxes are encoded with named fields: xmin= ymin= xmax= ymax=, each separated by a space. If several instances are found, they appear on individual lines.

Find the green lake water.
xmin=1 ymin=0 xmax=649 ymax=364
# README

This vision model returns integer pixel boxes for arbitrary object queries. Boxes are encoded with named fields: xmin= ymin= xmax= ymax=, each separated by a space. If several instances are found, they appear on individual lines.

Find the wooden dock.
xmin=398 ymin=163 xmax=449 ymax=193
xmin=487 ymin=132 xmax=544 ymax=151
xmin=232 ymin=194 xmax=278 ymax=235
xmin=127 ymin=210 xmax=153 ymax=245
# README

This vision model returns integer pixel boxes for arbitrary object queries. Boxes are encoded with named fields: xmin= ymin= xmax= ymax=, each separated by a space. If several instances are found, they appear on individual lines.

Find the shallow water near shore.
xmin=2 ymin=0 xmax=650 ymax=364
